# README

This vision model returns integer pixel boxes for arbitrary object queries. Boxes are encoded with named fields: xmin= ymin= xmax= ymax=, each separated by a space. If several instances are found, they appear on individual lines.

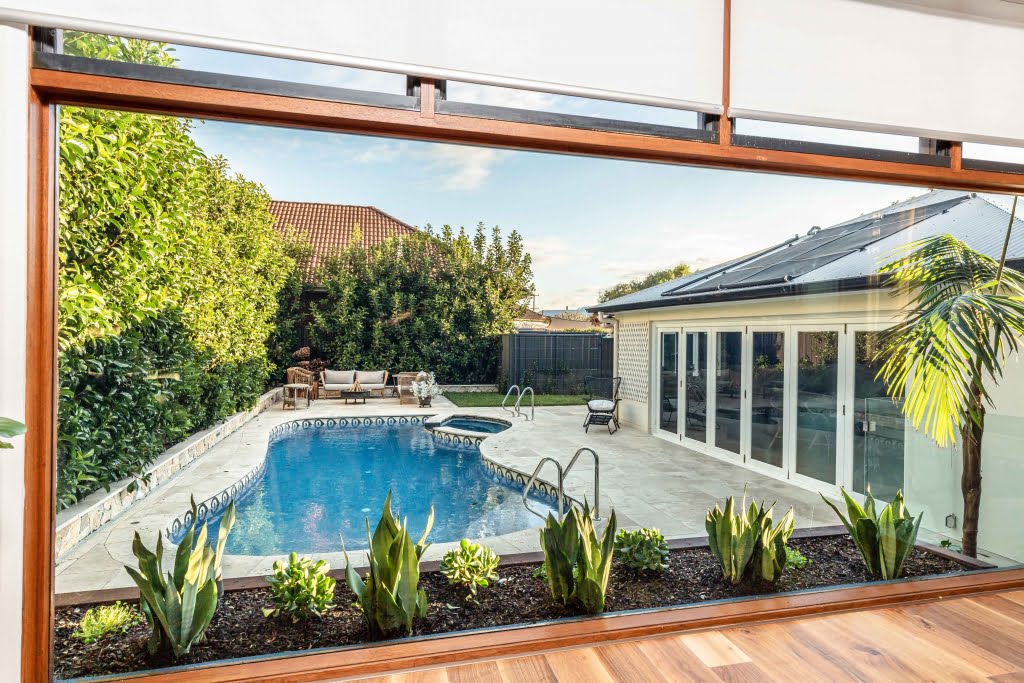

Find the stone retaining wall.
xmin=438 ymin=384 xmax=498 ymax=393
xmin=54 ymin=388 xmax=282 ymax=559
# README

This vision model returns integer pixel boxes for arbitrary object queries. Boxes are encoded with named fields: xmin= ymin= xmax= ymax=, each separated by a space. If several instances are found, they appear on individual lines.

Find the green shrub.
xmin=73 ymin=602 xmax=140 ymax=643
xmin=539 ymin=501 xmax=617 ymax=614
xmin=0 ymin=417 xmax=25 ymax=449
xmin=263 ymin=552 xmax=336 ymax=623
xmin=821 ymin=488 xmax=922 ymax=579
xmin=531 ymin=563 xmax=548 ymax=581
xmin=785 ymin=546 xmax=809 ymax=569
xmin=123 ymin=499 xmax=236 ymax=657
xmin=614 ymin=528 xmax=669 ymax=572
xmin=440 ymin=539 xmax=500 ymax=602
xmin=344 ymin=491 xmax=433 ymax=637
xmin=706 ymin=494 xmax=794 ymax=585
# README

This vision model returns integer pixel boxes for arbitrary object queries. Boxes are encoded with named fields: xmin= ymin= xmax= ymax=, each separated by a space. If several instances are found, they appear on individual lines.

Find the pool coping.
xmin=161 ymin=413 xmax=577 ymax=563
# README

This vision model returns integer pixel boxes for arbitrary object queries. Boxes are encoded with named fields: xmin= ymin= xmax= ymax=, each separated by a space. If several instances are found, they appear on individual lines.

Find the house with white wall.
xmin=598 ymin=190 xmax=1024 ymax=562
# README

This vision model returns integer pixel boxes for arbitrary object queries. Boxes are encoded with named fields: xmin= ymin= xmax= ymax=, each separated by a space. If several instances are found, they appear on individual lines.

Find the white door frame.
xmin=708 ymin=327 xmax=745 ymax=462
xmin=680 ymin=327 xmax=713 ymax=452
xmin=652 ymin=324 xmax=682 ymax=443
xmin=745 ymin=325 xmax=789 ymax=479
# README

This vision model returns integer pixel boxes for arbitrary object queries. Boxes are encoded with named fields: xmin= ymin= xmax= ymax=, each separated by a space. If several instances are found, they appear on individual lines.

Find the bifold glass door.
xmin=750 ymin=331 xmax=786 ymax=469
xmin=683 ymin=331 xmax=708 ymax=444
xmin=794 ymin=331 xmax=840 ymax=485
xmin=851 ymin=330 xmax=906 ymax=500
xmin=713 ymin=331 xmax=743 ymax=456
xmin=658 ymin=331 xmax=679 ymax=435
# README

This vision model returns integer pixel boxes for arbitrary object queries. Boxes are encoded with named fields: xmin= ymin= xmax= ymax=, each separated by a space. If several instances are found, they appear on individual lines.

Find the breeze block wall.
xmin=616 ymin=320 xmax=650 ymax=429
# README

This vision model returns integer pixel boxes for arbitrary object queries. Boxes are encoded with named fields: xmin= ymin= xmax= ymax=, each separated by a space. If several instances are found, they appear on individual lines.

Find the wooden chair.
xmin=396 ymin=372 xmax=420 ymax=405
xmin=286 ymin=367 xmax=318 ymax=400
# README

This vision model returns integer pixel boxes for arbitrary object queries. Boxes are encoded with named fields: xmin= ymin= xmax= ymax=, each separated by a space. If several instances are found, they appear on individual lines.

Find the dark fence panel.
xmin=501 ymin=332 xmax=613 ymax=394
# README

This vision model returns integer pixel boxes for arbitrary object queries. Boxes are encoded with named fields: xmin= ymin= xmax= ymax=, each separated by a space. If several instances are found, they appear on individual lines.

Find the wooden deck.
xmin=358 ymin=590 xmax=1024 ymax=682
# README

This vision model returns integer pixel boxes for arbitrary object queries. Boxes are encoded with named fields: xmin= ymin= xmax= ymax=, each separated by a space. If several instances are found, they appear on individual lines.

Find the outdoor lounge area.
xmin=8 ymin=2 xmax=1024 ymax=682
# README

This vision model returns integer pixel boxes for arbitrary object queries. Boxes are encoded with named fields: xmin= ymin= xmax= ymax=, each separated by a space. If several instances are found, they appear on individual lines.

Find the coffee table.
xmin=341 ymin=390 xmax=369 ymax=405
xmin=283 ymin=383 xmax=311 ymax=410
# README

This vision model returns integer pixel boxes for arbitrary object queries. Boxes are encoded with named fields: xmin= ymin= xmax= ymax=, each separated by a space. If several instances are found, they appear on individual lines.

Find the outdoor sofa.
xmin=320 ymin=369 xmax=389 ymax=398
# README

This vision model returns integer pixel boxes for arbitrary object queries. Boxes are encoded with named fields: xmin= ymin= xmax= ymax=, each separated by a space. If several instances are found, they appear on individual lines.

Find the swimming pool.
xmin=175 ymin=417 xmax=555 ymax=555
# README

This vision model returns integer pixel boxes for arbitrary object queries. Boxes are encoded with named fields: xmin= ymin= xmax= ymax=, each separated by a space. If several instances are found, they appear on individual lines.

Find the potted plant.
xmin=411 ymin=372 xmax=442 ymax=408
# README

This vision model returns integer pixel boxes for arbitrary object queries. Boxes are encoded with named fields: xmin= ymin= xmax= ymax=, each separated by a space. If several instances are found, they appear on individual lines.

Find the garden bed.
xmin=54 ymin=534 xmax=972 ymax=680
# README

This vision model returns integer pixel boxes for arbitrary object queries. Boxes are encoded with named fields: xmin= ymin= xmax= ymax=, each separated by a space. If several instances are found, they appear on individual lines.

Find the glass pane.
xmin=659 ymin=332 xmax=678 ymax=433
xmin=795 ymin=331 xmax=839 ymax=484
xmin=853 ymin=331 xmax=905 ymax=500
xmin=714 ymin=331 xmax=743 ymax=454
xmin=751 ymin=332 xmax=785 ymax=467
xmin=685 ymin=331 xmax=708 ymax=443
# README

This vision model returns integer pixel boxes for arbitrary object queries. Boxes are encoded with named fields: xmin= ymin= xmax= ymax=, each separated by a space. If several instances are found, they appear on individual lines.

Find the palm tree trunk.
xmin=960 ymin=394 xmax=985 ymax=558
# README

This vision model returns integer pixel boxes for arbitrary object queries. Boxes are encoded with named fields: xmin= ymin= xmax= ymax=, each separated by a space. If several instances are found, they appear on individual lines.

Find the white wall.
xmin=0 ymin=21 xmax=28 ymax=683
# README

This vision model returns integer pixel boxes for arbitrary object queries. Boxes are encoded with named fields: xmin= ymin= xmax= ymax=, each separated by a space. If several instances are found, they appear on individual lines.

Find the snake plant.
xmin=821 ymin=488 xmax=922 ymax=579
xmin=343 ymin=491 xmax=433 ymax=636
xmin=706 ymin=494 xmax=794 ymax=585
xmin=540 ymin=500 xmax=617 ymax=614
xmin=124 ymin=498 xmax=236 ymax=657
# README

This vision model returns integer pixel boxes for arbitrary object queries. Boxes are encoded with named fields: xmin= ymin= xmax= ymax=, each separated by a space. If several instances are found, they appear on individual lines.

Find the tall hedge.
xmin=57 ymin=34 xmax=296 ymax=508
xmin=310 ymin=225 xmax=533 ymax=383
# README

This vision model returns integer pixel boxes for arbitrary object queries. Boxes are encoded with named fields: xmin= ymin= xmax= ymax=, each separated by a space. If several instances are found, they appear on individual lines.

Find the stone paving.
xmin=56 ymin=395 xmax=839 ymax=594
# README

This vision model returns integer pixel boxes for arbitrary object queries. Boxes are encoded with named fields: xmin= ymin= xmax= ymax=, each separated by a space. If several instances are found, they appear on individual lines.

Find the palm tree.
xmin=877 ymin=227 xmax=1024 ymax=557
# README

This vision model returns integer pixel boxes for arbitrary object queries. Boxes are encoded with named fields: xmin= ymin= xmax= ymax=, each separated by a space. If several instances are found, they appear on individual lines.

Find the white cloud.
xmin=352 ymin=143 xmax=401 ymax=164
xmin=418 ymin=144 xmax=509 ymax=191
xmin=524 ymin=236 xmax=594 ymax=268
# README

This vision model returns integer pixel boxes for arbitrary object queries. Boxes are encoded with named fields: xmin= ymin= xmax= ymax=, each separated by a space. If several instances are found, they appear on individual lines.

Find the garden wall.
xmin=54 ymin=388 xmax=281 ymax=559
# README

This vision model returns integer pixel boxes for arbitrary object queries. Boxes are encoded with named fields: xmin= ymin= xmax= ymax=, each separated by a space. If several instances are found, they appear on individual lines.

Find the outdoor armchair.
xmin=583 ymin=376 xmax=621 ymax=434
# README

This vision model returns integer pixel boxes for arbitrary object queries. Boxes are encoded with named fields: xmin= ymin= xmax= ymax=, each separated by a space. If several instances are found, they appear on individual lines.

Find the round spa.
xmin=424 ymin=414 xmax=512 ymax=440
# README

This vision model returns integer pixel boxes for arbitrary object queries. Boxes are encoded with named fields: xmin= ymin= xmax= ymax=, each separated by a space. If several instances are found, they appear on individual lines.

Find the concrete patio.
xmin=56 ymin=395 xmax=839 ymax=594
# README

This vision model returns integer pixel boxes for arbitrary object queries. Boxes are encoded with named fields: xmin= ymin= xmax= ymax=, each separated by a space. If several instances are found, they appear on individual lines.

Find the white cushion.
xmin=588 ymin=399 xmax=615 ymax=411
xmin=359 ymin=383 xmax=386 ymax=391
xmin=323 ymin=383 xmax=354 ymax=391
xmin=324 ymin=370 xmax=355 ymax=384
xmin=357 ymin=370 xmax=386 ymax=384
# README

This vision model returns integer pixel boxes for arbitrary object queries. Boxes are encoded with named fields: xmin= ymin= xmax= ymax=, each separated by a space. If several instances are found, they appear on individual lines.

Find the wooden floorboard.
xmin=355 ymin=590 xmax=1024 ymax=682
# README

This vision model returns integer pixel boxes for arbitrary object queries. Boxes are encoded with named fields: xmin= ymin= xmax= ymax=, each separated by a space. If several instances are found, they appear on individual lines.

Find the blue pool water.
xmin=184 ymin=420 xmax=554 ymax=555
xmin=440 ymin=417 xmax=510 ymax=434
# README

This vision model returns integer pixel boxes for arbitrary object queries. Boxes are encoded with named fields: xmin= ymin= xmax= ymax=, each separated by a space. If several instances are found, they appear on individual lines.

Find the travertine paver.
xmin=56 ymin=397 xmax=838 ymax=594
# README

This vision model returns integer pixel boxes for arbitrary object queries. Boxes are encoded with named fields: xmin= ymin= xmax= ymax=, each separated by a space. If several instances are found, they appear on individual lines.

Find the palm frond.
xmin=876 ymin=235 xmax=1024 ymax=446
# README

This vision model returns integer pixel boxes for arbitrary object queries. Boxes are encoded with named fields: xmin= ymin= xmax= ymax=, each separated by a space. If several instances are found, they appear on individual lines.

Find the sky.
xmin=165 ymin=43 xmax=1022 ymax=310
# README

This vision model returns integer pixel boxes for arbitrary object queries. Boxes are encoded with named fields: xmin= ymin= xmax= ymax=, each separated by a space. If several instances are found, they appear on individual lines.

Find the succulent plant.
xmin=614 ymin=527 xmax=670 ymax=572
xmin=539 ymin=500 xmax=617 ymax=614
xmin=706 ymin=493 xmax=794 ymax=585
xmin=821 ymin=488 xmax=922 ymax=579
xmin=124 ymin=498 xmax=236 ymax=657
xmin=440 ymin=539 xmax=500 ymax=602
xmin=263 ymin=552 xmax=336 ymax=622
xmin=343 ymin=491 xmax=433 ymax=637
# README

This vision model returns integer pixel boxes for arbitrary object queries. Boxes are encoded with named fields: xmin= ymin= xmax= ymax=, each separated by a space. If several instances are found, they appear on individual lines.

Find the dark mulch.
xmin=54 ymin=536 xmax=967 ymax=680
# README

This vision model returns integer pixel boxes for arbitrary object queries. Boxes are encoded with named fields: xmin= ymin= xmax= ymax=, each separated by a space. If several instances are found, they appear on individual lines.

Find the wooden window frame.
xmin=23 ymin=6 xmax=1024 ymax=679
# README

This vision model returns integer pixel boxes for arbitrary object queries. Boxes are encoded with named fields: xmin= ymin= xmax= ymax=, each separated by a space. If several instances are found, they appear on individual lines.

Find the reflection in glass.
xmin=795 ymin=331 xmax=839 ymax=484
xmin=751 ymin=332 xmax=785 ymax=467
xmin=659 ymin=332 xmax=678 ymax=433
xmin=685 ymin=332 xmax=708 ymax=443
xmin=715 ymin=332 xmax=742 ymax=454
xmin=853 ymin=332 xmax=905 ymax=500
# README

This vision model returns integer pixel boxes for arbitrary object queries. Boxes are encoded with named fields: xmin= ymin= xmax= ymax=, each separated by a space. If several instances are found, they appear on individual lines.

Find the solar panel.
xmin=676 ymin=196 xmax=966 ymax=294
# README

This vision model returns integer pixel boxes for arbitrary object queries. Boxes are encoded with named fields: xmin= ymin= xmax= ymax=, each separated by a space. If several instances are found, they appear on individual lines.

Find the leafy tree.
xmin=877 ymin=234 xmax=1024 ymax=557
xmin=310 ymin=225 xmax=533 ymax=383
xmin=266 ymin=229 xmax=315 ymax=382
xmin=598 ymin=262 xmax=692 ymax=303
xmin=56 ymin=34 xmax=297 ymax=506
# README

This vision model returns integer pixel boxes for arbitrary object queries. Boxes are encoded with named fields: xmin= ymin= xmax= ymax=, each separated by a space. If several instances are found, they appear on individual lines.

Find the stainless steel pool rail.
xmin=501 ymin=384 xmax=521 ymax=416
xmin=514 ymin=386 xmax=535 ymax=421
xmin=522 ymin=447 xmax=600 ymax=521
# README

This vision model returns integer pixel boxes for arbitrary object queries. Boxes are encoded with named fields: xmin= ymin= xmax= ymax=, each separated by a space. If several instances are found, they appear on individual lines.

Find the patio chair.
xmin=583 ymin=376 xmax=621 ymax=434
xmin=286 ymin=366 xmax=318 ymax=400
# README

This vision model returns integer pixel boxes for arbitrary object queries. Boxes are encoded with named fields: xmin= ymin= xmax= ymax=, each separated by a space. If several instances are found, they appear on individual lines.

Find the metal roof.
xmin=597 ymin=190 xmax=1024 ymax=314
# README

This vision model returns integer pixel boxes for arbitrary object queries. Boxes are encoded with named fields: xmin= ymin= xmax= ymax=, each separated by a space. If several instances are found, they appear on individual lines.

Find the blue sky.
xmin=171 ymin=44 xmax=1018 ymax=309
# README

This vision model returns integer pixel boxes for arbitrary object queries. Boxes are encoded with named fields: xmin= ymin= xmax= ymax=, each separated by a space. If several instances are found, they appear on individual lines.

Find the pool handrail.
xmin=514 ymin=386 xmax=535 ymax=421
xmin=563 ymin=447 xmax=600 ymax=520
xmin=523 ymin=456 xmax=565 ymax=521
xmin=501 ymin=384 xmax=521 ymax=416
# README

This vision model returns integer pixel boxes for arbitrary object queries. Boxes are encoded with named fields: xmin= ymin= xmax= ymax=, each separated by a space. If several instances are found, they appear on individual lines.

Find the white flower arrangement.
xmin=411 ymin=372 xmax=443 ymax=399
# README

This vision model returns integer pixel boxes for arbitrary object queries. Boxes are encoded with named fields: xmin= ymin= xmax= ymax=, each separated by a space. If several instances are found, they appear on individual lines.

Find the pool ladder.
xmin=522 ymin=447 xmax=600 ymax=522
xmin=501 ymin=384 xmax=535 ymax=421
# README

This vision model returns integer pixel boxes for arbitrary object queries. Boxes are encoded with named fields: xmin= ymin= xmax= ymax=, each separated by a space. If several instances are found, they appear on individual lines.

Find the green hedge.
xmin=310 ymin=225 xmax=533 ymax=384
xmin=56 ymin=34 xmax=296 ymax=508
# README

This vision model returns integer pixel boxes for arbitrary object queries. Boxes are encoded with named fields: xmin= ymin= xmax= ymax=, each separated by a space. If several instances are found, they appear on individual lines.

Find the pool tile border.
xmin=162 ymin=414 xmax=573 ymax=542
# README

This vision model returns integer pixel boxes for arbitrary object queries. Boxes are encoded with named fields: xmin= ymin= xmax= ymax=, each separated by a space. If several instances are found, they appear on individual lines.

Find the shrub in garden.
xmin=440 ymin=539 xmax=500 ymax=602
xmin=706 ymin=494 xmax=794 ymax=585
xmin=614 ymin=528 xmax=669 ymax=572
xmin=344 ymin=491 xmax=433 ymax=636
xmin=785 ymin=546 xmax=809 ymax=570
xmin=263 ymin=552 xmax=336 ymax=623
xmin=73 ymin=602 xmax=140 ymax=643
xmin=820 ymin=488 xmax=922 ymax=579
xmin=540 ymin=501 xmax=617 ymax=614
xmin=123 ymin=500 xmax=236 ymax=658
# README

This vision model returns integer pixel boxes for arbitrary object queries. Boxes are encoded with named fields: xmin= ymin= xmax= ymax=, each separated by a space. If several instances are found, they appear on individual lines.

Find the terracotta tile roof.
xmin=268 ymin=201 xmax=418 ymax=284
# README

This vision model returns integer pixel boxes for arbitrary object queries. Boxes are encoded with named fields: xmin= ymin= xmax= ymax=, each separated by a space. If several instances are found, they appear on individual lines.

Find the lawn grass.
xmin=444 ymin=392 xmax=588 ymax=408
